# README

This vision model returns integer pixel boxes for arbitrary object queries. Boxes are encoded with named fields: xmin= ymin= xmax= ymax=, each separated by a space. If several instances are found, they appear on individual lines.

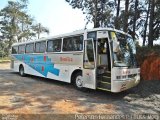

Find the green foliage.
xmin=0 ymin=41 xmax=10 ymax=57
xmin=31 ymin=23 xmax=49 ymax=39
xmin=66 ymin=0 xmax=160 ymax=47
xmin=153 ymin=0 xmax=160 ymax=40
xmin=0 ymin=57 xmax=10 ymax=63
xmin=0 ymin=0 xmax=30 ymax=41
xmin=0 ymin=0 xmax=49 ymax=56
xmin=66 ymin=0 xmax=114 ymax=28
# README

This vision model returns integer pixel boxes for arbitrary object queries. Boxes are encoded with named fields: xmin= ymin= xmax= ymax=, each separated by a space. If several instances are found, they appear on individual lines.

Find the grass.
xmin=0 ymin=57 xmax=10 ymax=63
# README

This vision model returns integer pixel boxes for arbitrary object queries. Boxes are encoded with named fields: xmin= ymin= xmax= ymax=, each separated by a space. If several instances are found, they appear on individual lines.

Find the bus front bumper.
xmin=111 ymin=75 xmax=140 ymax=93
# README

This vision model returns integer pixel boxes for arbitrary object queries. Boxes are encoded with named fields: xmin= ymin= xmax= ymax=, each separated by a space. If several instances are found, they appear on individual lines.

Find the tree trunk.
xmin=148 ymin=0 xmax=155 ymax=47
xmin=143 ymin=1 xmax=150 ymax=46
xmin=38 ymin=23 xmax=41 ymax=39
xmin=101 ymin=0 xmax=104 ymax=27
xmin=133 ymin=0 xmax=138 ymax=40
xmin=94 ymin=0 xmax=100 ymax=28
xmin=115 ymin=0 xmax=120 ymax=29
xmin=123 ymin=0 xmax=129 ymax=32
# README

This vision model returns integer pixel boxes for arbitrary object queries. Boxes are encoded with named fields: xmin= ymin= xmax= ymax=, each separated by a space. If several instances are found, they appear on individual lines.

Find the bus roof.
xmin=12 ymin=27 xmax=131 ymax=46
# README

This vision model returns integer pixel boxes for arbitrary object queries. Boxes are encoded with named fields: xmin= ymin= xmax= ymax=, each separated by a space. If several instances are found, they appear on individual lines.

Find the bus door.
xmin=96 ymin=38 xmax=111 ymax=91
xmin=97 ymin=38 xmax=111 ymax=71
xmin=83 ymin=38 xmax=96 ymax=89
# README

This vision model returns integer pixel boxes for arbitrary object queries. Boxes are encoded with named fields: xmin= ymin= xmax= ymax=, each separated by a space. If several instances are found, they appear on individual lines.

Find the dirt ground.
xmin=0 ymin=62 xmax=159 ymax=119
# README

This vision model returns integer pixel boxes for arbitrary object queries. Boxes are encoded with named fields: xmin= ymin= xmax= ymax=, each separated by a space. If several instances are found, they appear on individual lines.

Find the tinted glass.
xmin=35 ymin=41 xmax=46 ymax=53
xmin=35 ymin=42 xmax=40 ymax=53
xmin=18 ymin=45 xmax=25 ymax=54
xmin=26 ymin=43 xmax=34 ymax=53
xmin=40 ymin=41 xmax=46 ymax=53
xmin=109 ymin=31 xmax=137 ymax=67
xmin=47 ymin=39 xmax=61 ymax=52
xmin=63 ymin=35 xmax=83 ymax=51
xmin=87 ymin=32 xmax=96 ymax=40
xmin=84 ymin=40 xmax=95 ymax=69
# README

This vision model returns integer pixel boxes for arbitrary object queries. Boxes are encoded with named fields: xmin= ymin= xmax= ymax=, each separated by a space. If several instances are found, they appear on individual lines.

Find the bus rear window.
xmin=12 ymin=46 xmax=18 ymax=54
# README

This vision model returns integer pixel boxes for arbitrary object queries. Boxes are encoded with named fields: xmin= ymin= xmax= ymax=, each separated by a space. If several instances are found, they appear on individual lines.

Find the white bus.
xmin=11 ymin=28 xmax=140 ymax=93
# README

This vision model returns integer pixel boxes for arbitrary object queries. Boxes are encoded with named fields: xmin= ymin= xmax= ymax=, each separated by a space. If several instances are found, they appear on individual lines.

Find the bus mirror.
xmin=113 ymin=41 xmax=120 ymax=53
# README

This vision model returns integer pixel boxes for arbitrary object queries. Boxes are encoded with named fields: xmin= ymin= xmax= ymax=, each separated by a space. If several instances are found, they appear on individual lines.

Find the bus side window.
xmin=73 ymin=35 xmax=83 ymax=51
xmin=63 ymin=35 xmax=83 ymax=52
xmin=26 ymin=43 xmax=34 ymax=53
xmin=40 ymin=41 xmax=46 ymax=53
xmin=18 ymin=45 xmax=25 ymax=54
xmin=35 ymin=41 xmax=46 ymax=53
xmin=53 ymin=39 xmax=61 ymax=52
xmin=63 ymin=37 xmax=72 ymax=51
xmin=47 ymin=40 xmax=53 ymax=52
xmin=47 ymin=39 xmax=61 ymax=52
xmin=35 ymin=42 xmax=41 ymax=53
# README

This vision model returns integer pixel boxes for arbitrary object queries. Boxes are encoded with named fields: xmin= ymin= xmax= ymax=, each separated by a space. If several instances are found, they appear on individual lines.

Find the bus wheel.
xmin=19 ymin=65 xmax=25 ymax=77
xmin=73 ymin=72 xmax=84 ymax=90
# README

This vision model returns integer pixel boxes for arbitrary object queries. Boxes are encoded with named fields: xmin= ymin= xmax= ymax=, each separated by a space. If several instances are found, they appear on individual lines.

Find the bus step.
xmin=97 ymin=87 xmax=111 ymax=92
xmin=104 ymin=71 xmax=111 ymax=77
xmin=102 ymin=76 xmax=111 ymax=83
xmin=98 ymin=81 xmax=111 ymax=90
xmin=106 ymin=71 xmax=111 ymax=73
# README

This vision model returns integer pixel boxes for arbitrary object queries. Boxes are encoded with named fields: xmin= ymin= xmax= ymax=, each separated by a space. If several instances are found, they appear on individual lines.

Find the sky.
xmin=0 ymin=0 xmax=93 ymax=37
xmin=0 ymin=0 xmax=159 ymax=45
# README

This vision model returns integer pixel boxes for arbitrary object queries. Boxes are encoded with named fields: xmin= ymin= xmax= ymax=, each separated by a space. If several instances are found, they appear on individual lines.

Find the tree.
xmin=143 ymin=0 xmax=160 ymax=47
xmin=114 ymin=0 xmax=121 ymax=29
xmin=0 ymin=40 xmax=10 ymax=57
xmin=123 ymin=0 xmax=129 ymax=32
xmin=0 ymin=0 xmax=50 ymax=56
xmin=148 ymin=0 xmax=155 ymax=47
xmin=0 ymin=0 xmax=49 ymax=52
xmin=0 ymin=0 xmax=30 ymax=44
xmin=66 ymin=0 xmax=159 ymax=47
xmin=31 ymin=23 xmax=49 ymax=39
xmin=152 ymin=0 xmax=160 ymax=41
xmin=66 ymin=0 xmax=113 ymax=28
xmin=132 ymin=0 xmax=139 ymax=40
xmin=142 ymin=0 xmax=150 ymax=46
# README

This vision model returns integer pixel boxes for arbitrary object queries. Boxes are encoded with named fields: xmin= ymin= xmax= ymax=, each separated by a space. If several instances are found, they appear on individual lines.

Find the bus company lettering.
xmin=60 ymin=57 xmax=73 ymax=62
xmin=122 ymin=70 xmax=130 ymax=74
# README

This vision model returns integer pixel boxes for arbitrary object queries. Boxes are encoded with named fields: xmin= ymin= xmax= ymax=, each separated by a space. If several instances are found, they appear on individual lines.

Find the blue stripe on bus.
xmin=13 ymin=54 xmax=60 ymax=77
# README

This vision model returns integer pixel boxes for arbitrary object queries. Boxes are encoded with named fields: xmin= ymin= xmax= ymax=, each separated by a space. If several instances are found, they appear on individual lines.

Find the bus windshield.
xmin=109 ymin=31 xmax=137 ymax=68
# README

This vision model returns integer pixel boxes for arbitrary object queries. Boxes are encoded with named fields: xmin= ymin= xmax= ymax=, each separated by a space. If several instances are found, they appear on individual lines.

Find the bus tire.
xmin=19 ymin=65 xmax=25 ymax=77
xmin=73 ymin=72 xmax=85 ymax=90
